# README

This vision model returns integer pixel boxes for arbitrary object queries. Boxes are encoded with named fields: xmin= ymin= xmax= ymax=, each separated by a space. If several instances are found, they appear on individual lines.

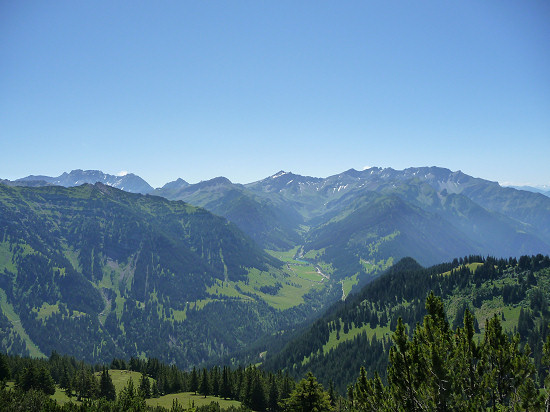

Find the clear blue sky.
xmin=1 ymin=1 xmax=549 ymax=188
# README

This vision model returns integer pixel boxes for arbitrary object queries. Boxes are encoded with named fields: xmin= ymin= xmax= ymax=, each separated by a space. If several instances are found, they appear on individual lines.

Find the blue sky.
xmin=1 ymin=1 xmax=549 ymax=188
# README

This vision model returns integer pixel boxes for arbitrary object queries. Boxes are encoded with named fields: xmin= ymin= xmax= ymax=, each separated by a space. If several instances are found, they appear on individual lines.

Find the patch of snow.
xmin=272 ymin=171 xmax=288 ymax=179
xmin=286 ymin=180 xmax=294 ymax=185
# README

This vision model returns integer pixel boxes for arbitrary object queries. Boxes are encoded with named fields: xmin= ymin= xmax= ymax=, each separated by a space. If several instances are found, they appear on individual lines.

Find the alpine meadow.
xmin=2 ymin=1 xmax=550 ymax=411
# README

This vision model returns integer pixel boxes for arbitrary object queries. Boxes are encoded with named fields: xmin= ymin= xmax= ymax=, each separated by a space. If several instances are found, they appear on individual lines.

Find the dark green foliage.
xmin=99 ymin=366 xmax=116 ymax=400
xmin=199 ymin=368 xmax=210 ymax=398
xmin=0 ymin=354 xmax=9 ymax=381
xmin=139 ymin=372 xmax=151 ymax=398
xmin=265 ymin=255 xmax=550 ymax=394
xmin=280 ymin=372 xmax=332 ymax=412
xmin=0 ymin=183 xmax=300 ymax=367
xmin=190 ymin=367 xmax=199 ymax=394
xmin=348 ymin=295 xmax=545 ymax=411
xmin=16 ymin=364 xmax=55 ymax=395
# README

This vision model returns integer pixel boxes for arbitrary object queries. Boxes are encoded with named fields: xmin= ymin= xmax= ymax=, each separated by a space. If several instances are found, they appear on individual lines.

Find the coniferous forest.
xmin=2 ymin=290 xmax=550 ymax=411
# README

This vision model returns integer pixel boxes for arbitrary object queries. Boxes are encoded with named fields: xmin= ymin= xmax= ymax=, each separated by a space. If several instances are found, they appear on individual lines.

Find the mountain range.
xmin=5 ymin=167 xmax=550 ymax=278
xmin=0 ymin=182 xmax=333 ymax=367
xmin=157 ymin=167 xmax=550 ymax=268
xmin=506 ymin=184 xmax=550 ymax=197
xmin=1 ymin=166 xmax=550 ymax=371
xmin=7 ymin=169 xmax=154 ymax=194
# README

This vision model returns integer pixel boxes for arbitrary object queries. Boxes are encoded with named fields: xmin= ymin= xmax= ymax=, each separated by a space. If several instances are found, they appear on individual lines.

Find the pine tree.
xmin=543 ymin=333 xmax=550 ymax=412
xmin=138 ymin=372 xmax=151 ymax=398
xmin=99 ymin=366 xmax=116 ymax=401
xmin=268 ymin=374 xmax=279 ymax=412
xmin=18 ymin=364 xmax=55 ymax=395
xmin=118 ymin=378 xmax=146 ymax=410
xmin=38 ymin=366 xmax=56 ymax=396
xmin=387 ymin=317 xmax=419 ymax=410
xmin=190 ymin=366 xmax=199 ymax=394
xmin=211 ymin=366 xmax=220 ymax=397
xmin=151 ymin=380 xmax=160 ymax=398
xmin=221 ymin=366 xmax=231 ymax=400
xmin=281 ymin=372 xmax=332 ymax=412
xmin=199 ymin=368 xmax=210 ymax=398
xmin=0 ymin=354 xmax=10 ymax=382
xmin=249 ymin=370 xmax=267 ymax=412
xmin=328 ymin=380 xmax=336 ymax=407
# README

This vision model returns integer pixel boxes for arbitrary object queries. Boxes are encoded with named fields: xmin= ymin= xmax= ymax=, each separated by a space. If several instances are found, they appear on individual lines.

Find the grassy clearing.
xmin=47 ymin=371 xmax=241 ymax=409
xmin=51 ymin=386 xmax=78 ymax=405
xmin=341 ymin=273 xmax=359 ymax=298
xmin=0 ymin=288 xmax=45 ymax=358
xmin=266 ymin=246 xmax=301 ymax=263
xmin=438 ymin=262 xmax=484 ymax=277
xmin=360 ymin=257 xmax=394 ymax=274
xmin=146 ymin=392 xmax=242 ymax=409
xmin=303 ymin=248 xmax=325 ymax=260
xmin=0 ymin=241 xmax=16 ymax=273
xmin=475 ymin=296 xmax=521 ymax=333
xmin=34 ymin=302 xmax=60 ymax=320
xmin=263 ymin=279 xmax=324 ymax=310
xmin=244 ymin=267 xmax=324 ymax=310
xmin=322 ymin=323 xmax=392 ymax=355
xmin=4 ymin=382 xmax=77 ymax=406
xmin=93 ymin=370 xmax=153 ymax=394
xmin=206 ymin=279 xmax=251 ymax=300
xmin=290 ymin=264 xmax=324 ymax=282
xmin=316 ymin=262 xmax=334 ymax=276
xmin=193 ymin=263 xmax=327 ymax=311
xmin=62 ymin=246 xmax=81 ymax=272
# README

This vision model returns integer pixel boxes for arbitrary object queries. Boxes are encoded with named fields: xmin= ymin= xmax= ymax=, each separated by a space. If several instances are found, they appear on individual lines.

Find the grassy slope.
xmin=22 ymin=370 xmax=242 ymax=408
xmin=297 ymin=262 xmax=549 ymax=371
xmin=0 ymin=289 xmax=45 ymax=358
xmin=146 ymin=392 xmax=242 ymax=409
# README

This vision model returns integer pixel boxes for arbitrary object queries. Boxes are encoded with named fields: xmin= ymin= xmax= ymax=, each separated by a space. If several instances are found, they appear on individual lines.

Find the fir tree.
xmin=151 ymin=380 xmax=160 ymax=398
xmin=0 ymin=354 xmax=10 ymax=382
xmin=281 ymin=372 xmax=332 ymax=412
xmin=190 ymin=366 xmax=199 ymax=395
xmin=268 ymin=374 xmax=279 ymax=412
xmin=249 ymin=370 xmax=267 ymax=411
xmin=199 ymin=368 xmax=210 ymax=398
xmin=138 ymin=372 xmax=151 ymax=398
xmin=99 ymin=366 xmax=116 ymax=401
xmin=221 ymin=366 xmax=231 ymax=400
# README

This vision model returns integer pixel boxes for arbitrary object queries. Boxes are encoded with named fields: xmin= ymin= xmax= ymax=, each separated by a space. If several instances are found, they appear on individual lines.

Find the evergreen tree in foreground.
xmin=138 ymin=371 xmax=151 ymax=398
xmin=350 ymin=292 xmax=546 ymax=411
xmin=280 ymin=372 xmax=332 ymax=412
xmin=0 ymin=354 xmax=10 ymax=383
xmin=99 ymin=366 xmax=116 ymax=401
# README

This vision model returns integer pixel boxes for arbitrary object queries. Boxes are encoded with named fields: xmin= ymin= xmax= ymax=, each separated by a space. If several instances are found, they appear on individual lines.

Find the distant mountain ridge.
xmin=505 ymin=185 xmax=550 ymax=197
xmin=2 ymin=166 xmax=550 ymax=372
xmin=154 ymin=176 xmax=302 ymax=250
xmin=7 ymin=167 xmax=550 ymax=268
xmin=14 ymin=169 xmax=154 ymax=194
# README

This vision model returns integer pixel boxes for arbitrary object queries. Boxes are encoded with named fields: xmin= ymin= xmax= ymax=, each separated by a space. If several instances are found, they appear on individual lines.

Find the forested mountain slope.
xmin=154 ymin=177 xmax=302 ymax=250
xmin=263 ymin=254 xmax=550 ymax=393
xmin=0 ymin=183 xmax=332 ymax=367
xmin=9 ymin=167 xmax=550 ymax=286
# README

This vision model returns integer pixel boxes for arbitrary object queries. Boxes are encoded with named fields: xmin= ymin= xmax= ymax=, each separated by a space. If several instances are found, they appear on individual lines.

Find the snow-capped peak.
xmin=272 ymin=171 xmax=289 ymax=179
